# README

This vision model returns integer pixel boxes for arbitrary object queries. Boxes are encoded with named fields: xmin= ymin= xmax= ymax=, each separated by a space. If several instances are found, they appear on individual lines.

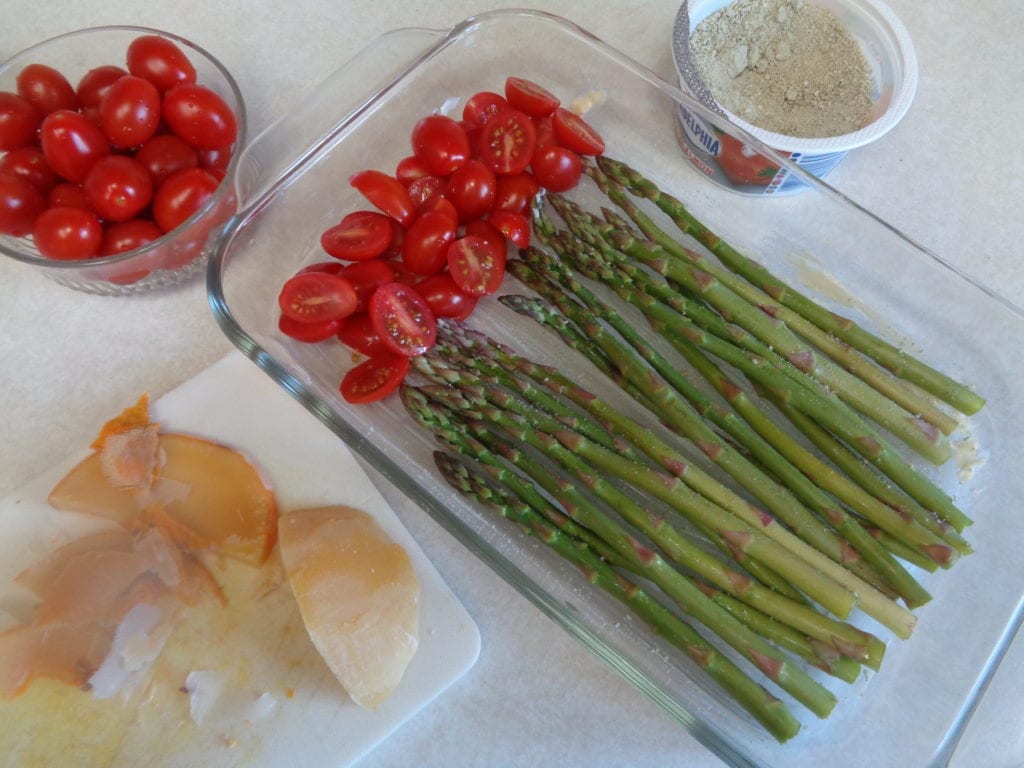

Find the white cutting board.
xmin=0 ymin=351 xmax=480 ymax=768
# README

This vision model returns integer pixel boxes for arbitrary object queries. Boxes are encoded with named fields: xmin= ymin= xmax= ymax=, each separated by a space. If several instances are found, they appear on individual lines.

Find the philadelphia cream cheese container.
xmin=673 ymin=0 xmax=918 ymax=195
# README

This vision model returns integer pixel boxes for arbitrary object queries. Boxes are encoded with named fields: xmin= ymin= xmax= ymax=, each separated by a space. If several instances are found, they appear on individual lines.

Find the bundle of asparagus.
xmin=398 ymin=156 xmax=982 ymax=742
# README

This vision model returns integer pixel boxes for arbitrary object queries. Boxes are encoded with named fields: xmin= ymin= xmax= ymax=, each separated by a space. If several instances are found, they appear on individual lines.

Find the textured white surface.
xmin=1 ymin=2 xmax=1022 ymax=766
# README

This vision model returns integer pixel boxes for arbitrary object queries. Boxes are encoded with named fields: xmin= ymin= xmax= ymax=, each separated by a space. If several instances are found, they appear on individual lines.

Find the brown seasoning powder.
xmin=690 ymin=0 xmax=873 ymax=138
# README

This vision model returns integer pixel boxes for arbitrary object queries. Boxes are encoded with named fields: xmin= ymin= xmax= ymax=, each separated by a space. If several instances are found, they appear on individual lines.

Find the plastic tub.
xmin=673 ymin=0 xmax=918 ymax=195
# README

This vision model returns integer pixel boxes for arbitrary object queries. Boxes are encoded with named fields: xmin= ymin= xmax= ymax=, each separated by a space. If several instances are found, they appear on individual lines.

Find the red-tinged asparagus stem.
xmin=607 ymin=230 xmax=951 ymax=465
xmin=433 ymin=449 xmax=804 ymax=741
xmin=597 ymin=155 xmax=985 ymax=417
xmin=437 ymin=322 xmax=811 ymax=607
xmin=612 ymin=280 xmax=972 ymax=534
xmin=517 ymin=244 xmax=933 ymax=605
xmin=412 ymin=357 xmax=885 ymax=668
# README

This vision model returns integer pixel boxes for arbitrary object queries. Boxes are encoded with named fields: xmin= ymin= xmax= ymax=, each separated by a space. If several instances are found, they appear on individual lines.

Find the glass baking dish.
xmin=207 ymin=10 xmax=1024 ymax=767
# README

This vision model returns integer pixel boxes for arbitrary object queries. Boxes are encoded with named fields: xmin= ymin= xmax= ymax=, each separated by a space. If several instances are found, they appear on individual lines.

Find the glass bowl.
xmin=208 ymin=10 xmax=1024 ymax=767
xmin=0 ymin=26 xmax=245 ymax=295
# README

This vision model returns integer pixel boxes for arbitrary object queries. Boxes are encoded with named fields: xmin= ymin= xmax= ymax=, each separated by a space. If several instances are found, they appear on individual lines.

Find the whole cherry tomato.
xmin=99 ymin=75 xmax=161 ymax=148
xmin=32 ymin=206 xmax=102 ymax=260
xmin=341 ymin=259 xmax=396 ymax=312
xmin=415 ymin=273 xmax=479 ymax=320
xmin=0 ymin=91 xmax=42 ymax=151
xmin=152 ymin=167 xmax=220 ymax=233
xmin=16 ymin=64 xmax=77 ymax=114
xmin=134 ymin=133 xmax=199 ymax=185
xmin=162 ymin=83 xmax=238 ymax=150
xmin=197 ymin=145 xmax=232 ymax=175
xmin=0 ymin=147 xmax=59 ymax=194
xmin=47 ymin=183 xmax=90 ymax=211
xmin=446 ymin=160 xmax=496 ymax=222
xmin=401 ymin=211 xmax=457 ymax=275
xmin=0 ymin=173 xmax=46 ymax=236
xmin=39 ymin=109 xmax=111 ymax=183
xmin=530 ymin=145 xmax=582 ymax=192
xmin=84 ymin=156 xmax=153 ymax=222
xmin=76 ymin=65 xmax=128 ymax=109
xmin=98 ymin=218 xmax=163 ymax=255
xmin=491 ymin=172 xmax=539 ymax=215
xmin=126 ymin=35 xmax=196 ymax=93
xmin=411 ymin=115 xmax=470 ymax=176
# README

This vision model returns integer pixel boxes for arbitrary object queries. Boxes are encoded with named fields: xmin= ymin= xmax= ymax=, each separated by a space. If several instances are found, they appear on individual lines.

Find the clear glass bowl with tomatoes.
xmin=0 ymin=26 xmax=245 ymax=295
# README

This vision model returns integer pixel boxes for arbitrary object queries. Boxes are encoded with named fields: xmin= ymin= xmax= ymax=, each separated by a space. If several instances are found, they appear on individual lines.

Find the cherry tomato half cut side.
xmin=477 ymin=108 xmax=536 ymax=176
xmin=320 ymin=210 xmax=394 ymax=261
xmin=368 ymin=282 xmax=437 ymax=357
xmin=551 ymin=108 xmax=605 ymax=155
xmin=340 ymin=354 xmax=410 ymax=404
xmin=278 ymin=271 xmax=358 ymax=324
xmin=447 ymin=235 xmax=507 ymax=297
xmin=350 ymin=170 xmax=416 ymax=227
xmin=504 ymin=77 xmax=560 ymax=117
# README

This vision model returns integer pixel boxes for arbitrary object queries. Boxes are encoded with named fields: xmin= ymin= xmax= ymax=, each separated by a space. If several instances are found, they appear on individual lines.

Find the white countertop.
xmin=2 ymin=2 xmax=1022 ymax=766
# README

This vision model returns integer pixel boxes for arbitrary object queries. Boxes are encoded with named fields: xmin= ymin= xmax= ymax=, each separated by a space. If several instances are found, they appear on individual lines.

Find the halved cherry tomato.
xmin=407 ymin=175 xmax=446 ymax=207
xmin=98 ymin=218 xmax=162 ymax=255
xmin=0 ymin=92 xmax=41 ymax=151
xmin=488 ymin=210 xmax=531 ymax=249
xmin=135 ymin=134 xmax=199 ymax=185
xmin=338 ymin=312 xmax=389 ymax=357
xmin=127 ymin=35 xmax=197 ymax=93
xmin=341 ymin=259 xmax=396 ymax=312
xmin=152 ymin=167 xmax=219 ymax=233
xmin=0 ymin=147 xmax=58 ymax=194
xmin=384 ymin=218 xmax=405 ymax=258
xmin=39 ymin=109 xmax=110 ymax=183
xmin=0 ymin=173 xmax=46 ymax=236
xmin=47 ymin=183 xmax=90 ymax=211
xmin=84 ymin=156 xmax=153 ymax=222
xmin=401 ymin=211 xmax=457 ymax=275
xmin=552 ymin=108 xmax=605 ymax=155
xmin=99 ymin=75 xmax=161 ymax=148
xmin=447 ymin=159 xmax=495 ymax=222
xmin=415 ymin=273 xmax=479 ymax=320
xmin=492 ymin=172 xmax=539 ymax=214
xmin=369 ymin=282 xmax=437 ymax=357
xmin=350 ymin=170 xmax=415 ymax=227
xmin=410 ymin=115 xmax=469 ymax=176
xmin=162 ymin=84 xmax=237 ymax=150
xmin=32 ymin=206 xmax=102 ymax=260
xmin=340 ymin=354 xmax=410 ymax=404
xmin=418 ymin=195 xmax=459 ymax=229
xmin=320 ymin=210 xmax=393 ymax=261
xmin=298 ymin=260 xmax=344 ymax=276
xmin=279 ymin=313 xmax=343 ymax=343
xmin=504 ymin=77 xmax=559 ymax=117
xmin=383 ymin=258 xmax=420 ymax=287
xmin=533 ymin=115 xmax=556 ymax=148
xmin=395 ymin=155 xmax=431 ymax=185
xmin=447 ymin=235 xmax=507 ymax=296
xmin=16 ymin=64 xmax=77 ymax=114
xmin=477 ymin=108 xmax=536 ymax=176
xmin=530 ymin=145 xmax=582 ymax=192
xmin=462 ymin=91 xmax=508 ymax=126
xmin=464 ymin=219 xmax=505 ymax=251
xmin=76 ymin=66 xmax=127 ymax=109
xmin=278 ymin=271 xmax=358 ymax=324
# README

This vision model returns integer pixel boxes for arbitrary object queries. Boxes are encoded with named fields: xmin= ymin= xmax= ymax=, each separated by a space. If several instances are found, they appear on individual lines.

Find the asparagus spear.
xmin=516 ymin=242 xmax=935 ymax=602
xmin=432 ymin=449 xmax=804 ymax=741
xmin=410 ymin=354 xmax=884 ymax=669
xmin=437 ymin=322 xmax=811 ymax=606
xmin=596 ymin=155 xmax=985 ymax=417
